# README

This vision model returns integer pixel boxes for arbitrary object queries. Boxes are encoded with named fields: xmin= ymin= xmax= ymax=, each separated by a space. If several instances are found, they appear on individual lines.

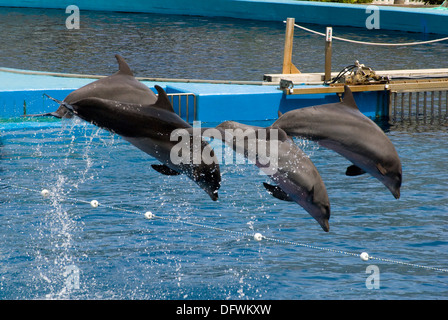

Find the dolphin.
xmin=35 ymin=54 xmax=157 ymax=118
xmin=202 ymin=121 xmax=330 ymax=232
xmin=55 ymin=85 xmax=221 ymax=201
xmin=272 ymin=86 xmax=402 ymax=199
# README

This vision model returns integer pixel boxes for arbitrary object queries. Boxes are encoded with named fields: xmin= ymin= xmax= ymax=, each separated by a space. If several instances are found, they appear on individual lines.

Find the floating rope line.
xmin=5 ymin=183 xmax=448 ymax=273
xmin=290 ymin=22 xmax=448 ymax=46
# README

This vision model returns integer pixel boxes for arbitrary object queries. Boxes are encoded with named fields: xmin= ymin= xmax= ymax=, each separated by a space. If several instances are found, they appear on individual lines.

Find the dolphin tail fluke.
xmin=24 ymin=108 xmax=72 ymax=118
xmin=42 ymin=94 xmax=75 ymax=118
xmin=23 ymin=112 xmax=56 ymax=117
xmin=24 ymin=95 xmax=75 ymax=118
xmin=44 ymin=93 xmax=64 ymax=105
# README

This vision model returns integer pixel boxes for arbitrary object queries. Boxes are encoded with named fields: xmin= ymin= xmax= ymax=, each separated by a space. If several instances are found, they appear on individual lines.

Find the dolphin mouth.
xmin=392 ymin=188 xmax=401 ymax=199
xmin=207 ymin=190 xmax=219 ymax=201
xmin=319 ymin=219 xmax=330 ymax=232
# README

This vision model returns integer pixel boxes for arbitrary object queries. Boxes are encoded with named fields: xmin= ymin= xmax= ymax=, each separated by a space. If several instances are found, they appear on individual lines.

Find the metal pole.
xmin=393 ymin=92 xmax=397 ymax=122
xmin=416 ymin=91 xmax=420 ymax=122
xmin=324 ymin=27 xmax=332 ymax=83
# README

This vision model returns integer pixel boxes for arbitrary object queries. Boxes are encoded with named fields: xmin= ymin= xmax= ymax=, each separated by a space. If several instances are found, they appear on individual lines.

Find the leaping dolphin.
xmin=53 ymin=85 xmax=221 ymax=201
xmin=201 ymin=121 xmax=331 ymax=232
xmin=272 ymin=86 xmax=402 ymax=199
xmin=37 ymin=54 xmax=157 ymax=118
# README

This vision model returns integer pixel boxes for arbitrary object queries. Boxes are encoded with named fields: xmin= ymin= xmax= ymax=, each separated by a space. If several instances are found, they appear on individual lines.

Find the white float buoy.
xmin=144 ymin=211 xmax=154 ymax=219
xmin=254 ymin=233 xmax=263 ymax=241
xmin=41 ymin=189 xmax=50 ymax=197
xmin=90 ymin=200 xmax=99 ymax=208
xmin=360 ymin=252 xmax=370 ymax=261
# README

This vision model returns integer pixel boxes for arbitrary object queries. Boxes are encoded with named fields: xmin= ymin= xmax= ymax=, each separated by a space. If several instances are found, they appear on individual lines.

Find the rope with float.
xmin=4 ymin=182 xmax=448 ymax=274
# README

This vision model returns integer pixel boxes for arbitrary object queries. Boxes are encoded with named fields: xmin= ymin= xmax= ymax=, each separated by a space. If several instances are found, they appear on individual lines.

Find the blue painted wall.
xmin=0 ymin=71 xmax=284 ymax=121
xmin=278 ymin=90 xmax=389 ymax=119
xmin=0 ymin=89 xmax=72 ymax=117
xmin=0 ymin=84 xmax=387 ymax=121
xmin=1 ymin=0 xmax=448 ymax=34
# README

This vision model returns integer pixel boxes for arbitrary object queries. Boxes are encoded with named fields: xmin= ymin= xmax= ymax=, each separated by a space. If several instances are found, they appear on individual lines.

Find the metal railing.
xmin=166 ymin=92 xmax=197 ymax=123
xmin=389 ymin=89 xmax=448 ymax=123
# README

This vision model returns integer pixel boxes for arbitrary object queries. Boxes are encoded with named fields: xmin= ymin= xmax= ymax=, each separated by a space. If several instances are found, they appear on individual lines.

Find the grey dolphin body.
xmin=58 ymin=85 xmax=221 ymax=201
xmin=211 ymin=121 xmax=331 ymax=232
xmin=42 ymin=54 xmax=157 ymax=118
xmin=273 ymin=86 xmax=402 ymax=199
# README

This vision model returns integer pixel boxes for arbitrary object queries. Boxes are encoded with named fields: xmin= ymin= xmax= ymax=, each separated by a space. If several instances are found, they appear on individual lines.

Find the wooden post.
xmin=324 ymin=27 xmax=332 ymax=83
xmin=282 ymin=18 xmax=300 ymax=74
xmin=416 ymin=91 xmax=420 ymax=122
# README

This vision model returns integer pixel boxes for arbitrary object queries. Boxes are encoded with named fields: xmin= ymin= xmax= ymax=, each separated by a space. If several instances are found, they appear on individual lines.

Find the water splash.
xmin=32 ymin=120 xmax=103 ymax=299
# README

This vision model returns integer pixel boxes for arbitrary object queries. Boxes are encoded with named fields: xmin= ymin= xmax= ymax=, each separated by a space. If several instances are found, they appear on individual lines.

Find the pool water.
xmin=1 ymin=118 xmax=447 ymax=299
xmin=2 ymin=7 xmax=448 ymax=80
xmin=1 ymin=7 xmax=448 ymax=300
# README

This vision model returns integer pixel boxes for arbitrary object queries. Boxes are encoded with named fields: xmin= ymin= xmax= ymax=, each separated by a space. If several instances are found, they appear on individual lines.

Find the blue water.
xmin=2 ymin=7 xmax=448 ymax=80
xmin=1 ymin=8 xmax=448 ymax=300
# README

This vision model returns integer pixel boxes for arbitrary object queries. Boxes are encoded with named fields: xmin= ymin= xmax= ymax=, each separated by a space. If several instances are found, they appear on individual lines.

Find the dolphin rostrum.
xmin=272 ymin=86 xmax=402 ymax=199
xmin=201 ymin=121 xmax=331 ymax=232
xmin=54 ymin=85 xmax=221 ymax=201
xmin=39 ymin=54 xmax=157 ymax=118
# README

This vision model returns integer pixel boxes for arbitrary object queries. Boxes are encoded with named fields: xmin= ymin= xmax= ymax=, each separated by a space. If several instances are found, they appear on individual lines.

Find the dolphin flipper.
xmin=263 ymin=182 xmax=293 ymax=202
xmin=346 ymin=165 xmax=366 ymax=176
xmin=151 ymin=164 xmax=181 ymax=176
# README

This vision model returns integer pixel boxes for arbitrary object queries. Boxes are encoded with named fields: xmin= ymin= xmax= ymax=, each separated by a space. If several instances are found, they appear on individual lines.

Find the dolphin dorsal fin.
xmin=342 ymin=85 xmax=358 ymax=110
xmin=154 ymin=85 xmax=175 ymax=113
xmin=115 ymin=54 xmax=134 ymax=76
